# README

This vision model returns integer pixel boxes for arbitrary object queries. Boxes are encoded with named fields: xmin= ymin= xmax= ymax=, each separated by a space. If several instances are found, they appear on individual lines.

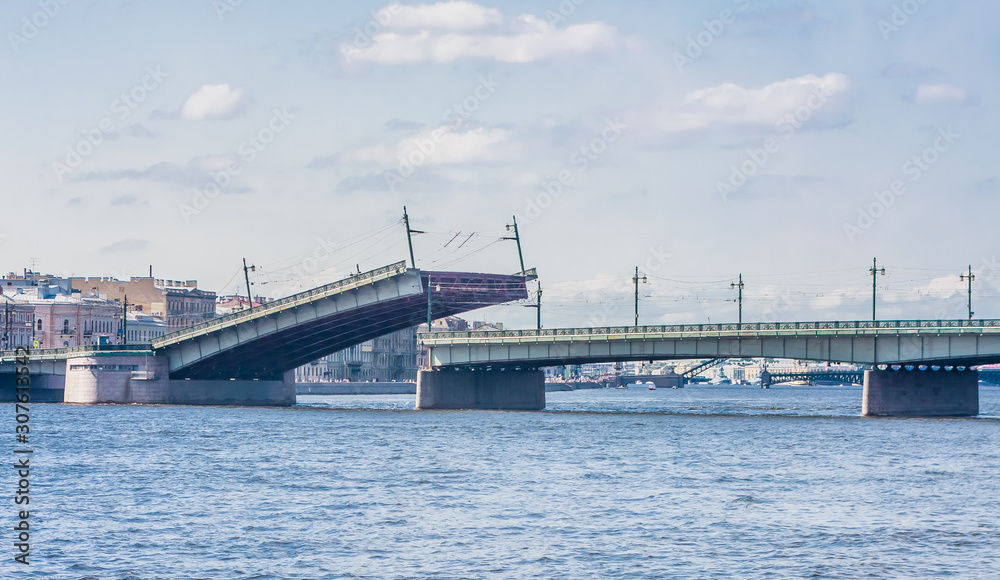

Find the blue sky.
xmin=2 ymin=0 xmax=997 ymax=327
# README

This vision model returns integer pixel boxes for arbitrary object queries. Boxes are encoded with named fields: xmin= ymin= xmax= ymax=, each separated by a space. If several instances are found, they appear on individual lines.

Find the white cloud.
xmin=179 ymin=84 xmax=248 ymax=120
xmin=343 ymin=2 xmax=620 ymax=64
xmin=340 ymin=126 xmax=512 ymax=165
xmin=389 ymin=1 xmax=503 ymax=30
xmin=914 ymin=83 xmax=968 ymax=105
xmin=660 ymin=73 xmax=851 ymax=131
xmin=916 ymin=276 xmax=963 ymax=300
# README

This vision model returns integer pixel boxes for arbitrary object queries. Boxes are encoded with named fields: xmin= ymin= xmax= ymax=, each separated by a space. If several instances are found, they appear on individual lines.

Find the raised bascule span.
xmin=0 ymin=262 xmax=529 ymax=406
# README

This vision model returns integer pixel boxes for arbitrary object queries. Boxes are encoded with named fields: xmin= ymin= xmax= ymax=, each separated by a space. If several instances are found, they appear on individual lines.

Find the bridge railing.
xmin=0 ymin=343 xmax=154 ymax=360
xmin=766 ymin=369 xmax=865 ymax=377
xmin=151 ymin=261 xmax=409 ymax=348
xmin=421 ymin=319 xmax=1000 ymax=341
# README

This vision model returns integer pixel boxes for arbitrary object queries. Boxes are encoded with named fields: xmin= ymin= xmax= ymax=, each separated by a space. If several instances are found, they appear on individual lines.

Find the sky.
xmin=2 ymin=0 xmax=998 ymax=329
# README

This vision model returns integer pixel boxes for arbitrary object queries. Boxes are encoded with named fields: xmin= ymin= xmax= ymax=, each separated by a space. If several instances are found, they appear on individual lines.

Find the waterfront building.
xmin=124 ymin=312 xmax=168 ymax=344
xmin=295 ymin=327 xmax=419 ymax=383
xmin=215 ymin=295 xmax=265 ymax=316
xmin=69 ymin=275 xmax=216 ymax=330
xmin=0 ymin=293 xmax=34 ymax=349
xmin=295 ymin=315 xmax=481 ymax=383
xmin=4 ymin=290 xmax=120 ymax=350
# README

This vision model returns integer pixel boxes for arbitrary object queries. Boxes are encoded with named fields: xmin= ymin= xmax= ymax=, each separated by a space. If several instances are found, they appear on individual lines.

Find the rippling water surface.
xmin=6 ymin=385 xmax=1000 ymax=579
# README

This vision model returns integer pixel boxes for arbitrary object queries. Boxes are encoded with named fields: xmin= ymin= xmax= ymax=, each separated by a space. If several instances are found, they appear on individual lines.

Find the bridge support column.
xmin=416 ymin=369 xmax=545 ymax=410
xmin=64 ymin=354 xmax=295 ymax=406
xmin=862 ymin=368 xmax=978 ymax=417
xmin=65 ymin=354 xmax=171 ymax=404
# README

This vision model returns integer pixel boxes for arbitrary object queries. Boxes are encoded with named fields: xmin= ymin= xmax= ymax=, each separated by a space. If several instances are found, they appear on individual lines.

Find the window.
xmin=36 ymin=319 xmax=42 ymax=331
xmin=63 ymin=319 xmax=70 ymax=334
xmin=69 ymin=364 xmax=138 ymax=371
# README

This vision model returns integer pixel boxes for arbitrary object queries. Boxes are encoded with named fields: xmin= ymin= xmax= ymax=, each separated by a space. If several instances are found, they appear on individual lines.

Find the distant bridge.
xmin=762 ymin=369 xmax=864 ymax=387
xmin=977 ymin=369 xmax=1000 ymax=384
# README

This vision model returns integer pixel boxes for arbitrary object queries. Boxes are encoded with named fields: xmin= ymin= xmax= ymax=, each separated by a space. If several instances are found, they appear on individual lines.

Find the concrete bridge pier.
xmin=64 ymin=354 xmax=295 ymax=406
xmin=862 ymin=368 xmax=979 ymax=417
xmin=416 ymin=369 xmax=545 ymax=410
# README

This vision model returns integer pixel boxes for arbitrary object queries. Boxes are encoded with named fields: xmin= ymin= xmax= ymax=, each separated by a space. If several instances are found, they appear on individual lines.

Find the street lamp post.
xmin=426 ymin=281 xmax=433 ymax=331
xmin=402 ymin=206 xmax=426 ymax=270
xmin=243 ymin=259 xmax=256 ymax=312
xmin=121 ymin=294 xmax=128 ymax=345
xmin=960 ymin=265 xmax=975 ymax=320
xmin=633 ymin=267 xmax=647 ymax=326
xmin=869 ymin=257 xmax=885 ymax=321
xmin=730 ymin=274 xmax=744 ymax=327
xmin=536 ymin=284 xmax=542 ymax=330
xmin=504 ymin=216 xmax=527 ymax=276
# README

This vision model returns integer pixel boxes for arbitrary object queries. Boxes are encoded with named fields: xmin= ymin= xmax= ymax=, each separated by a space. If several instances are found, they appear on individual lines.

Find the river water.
xmin=5 ymin=385 xmax=1000 ymax=579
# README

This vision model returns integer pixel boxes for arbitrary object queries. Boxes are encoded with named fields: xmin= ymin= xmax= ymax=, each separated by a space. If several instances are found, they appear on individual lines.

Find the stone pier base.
xmin=862 ymin=368 xmax=979 ymax=417
xmin=64 ymin=354 xmax=295 ymax=406
xmin=416 ymin=369 xmax=545 ymax=410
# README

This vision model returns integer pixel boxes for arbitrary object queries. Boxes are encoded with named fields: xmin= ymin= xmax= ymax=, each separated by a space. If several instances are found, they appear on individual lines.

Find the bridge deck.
xmin=153 ymin=261 xmax=412 ymax=349
xmin=421 ymin=320 xmax=1000 ymax=368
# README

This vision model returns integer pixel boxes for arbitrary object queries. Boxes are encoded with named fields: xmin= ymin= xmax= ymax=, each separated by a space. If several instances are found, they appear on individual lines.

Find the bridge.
xmin=761 ymin=369 xmax=864 ymax=387
xmin=5 ymin=259 xmax=996 ymax=416
xmin=0 ymin=262 xmax=528 ymax=405
xmin=416 ymin=320 xmax=1000 ymax=415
